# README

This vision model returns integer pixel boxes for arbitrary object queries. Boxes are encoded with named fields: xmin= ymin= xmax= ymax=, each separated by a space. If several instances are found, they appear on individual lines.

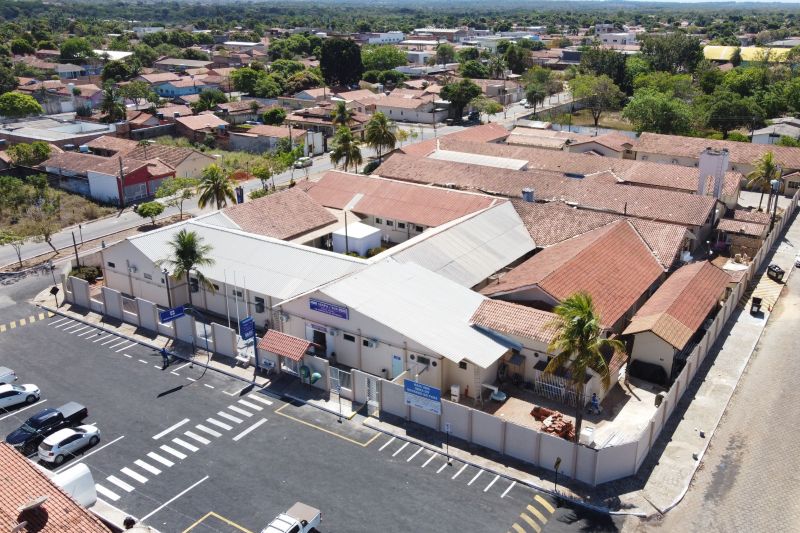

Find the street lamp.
xmin=163 ymin=268 xmax=171 ymax=309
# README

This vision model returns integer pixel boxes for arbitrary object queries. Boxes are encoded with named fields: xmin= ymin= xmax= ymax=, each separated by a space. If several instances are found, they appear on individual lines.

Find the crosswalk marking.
xmin=237 ymin=399 xmax=263 ymax=411
xmin=452 ymin=463 xmax=468 ymax=480
xmin=379 ymin=436 xmax=396 ymax=451
xmin=184 ymin=431 xmax=211 ymax=445
xmin=501 ymin=481 xmax=517 ymax=498
xmin=195 ymin=425 xmax=222 ymax=438
xmin=120 ymin=467 xmax=148 ymax=484
xmin=232 ymin=418 xmax=267 ymax=442
xmin=520 ymin=513 xmax=541 ymax=533
xmin=106 ymin=475 xmax=135 ymax=492
xmin=227 ymin=405 xmax=253 ymax=417
xmin=146 ymin=452 xmax=174 ymax=467
xmin=217 ymin=411 xmax=243 ymax=424
xmin=247 ymin=394 xmax=273 ymax=406
xmin=159 ymin=445 xmax=186 ymax=460
xmin=407 ymin=446 xmax=423 ymax=462
xmin=206 ymin=418 xmax=233 ymax=431
xmin=468 ymin=470 xmax=483 ymax=486
xmin=484 ymin=474 xmax=500 ymax=492
xmin=534 ymin=495 xmax=555 ymax=513
xmin=526 ymin=504 xmax=548 ymax=525
xmin=9 ymin=321 xmax=16 ymax=329
xmin=422 ymin=451 xmax=438 ymax=468
xmin=95 ymin=483 xmax=120 ymax=501
xmin=510 ymin=523 xmax=525 ymax=533
xmin=172 ymin=438 xmax=199 ymax=452
xmin=18 ymin=318 xmax=26 ymax=326
xmin=0 ymin=325 xmax=5 ymax=332
xmin=134 ymin=459 xmax=162 ymax=476
xmin=38 ymin=313 xmax=45 ymax=320
xmin=392 ymin=442 xmax=409 ymax=457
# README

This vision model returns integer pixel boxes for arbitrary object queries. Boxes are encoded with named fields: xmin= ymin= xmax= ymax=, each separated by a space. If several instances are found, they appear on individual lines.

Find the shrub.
xmin=366 ymin=246 xmax=387 ymax=257
xmin=362 ymin=160 xmax=380 ymax=174
xmin=69 ymin=265 xmax=102 ymax=283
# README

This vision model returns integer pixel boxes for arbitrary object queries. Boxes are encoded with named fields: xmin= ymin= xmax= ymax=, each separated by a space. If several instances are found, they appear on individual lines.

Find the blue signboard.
xmin=159 ymin=306 xmax=185 ymax=323
xmin=240 ymin=316 xmax=256 ymax=340
xmin=404 ymin=379 xmax=442 ymax=415
xmin=309 ymin=298 xmax=349 ymax=320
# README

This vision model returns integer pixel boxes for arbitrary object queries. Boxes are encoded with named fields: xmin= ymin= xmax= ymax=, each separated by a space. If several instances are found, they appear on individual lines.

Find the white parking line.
xmin=237 ymin=399 xmax=263 ymax=411
xmin=484 ymin=474 xmax=500 ymax=492
xmin=154 ymin=365 xmax=162 ymax=369
xmin=54 ymin=320 xmax=76 ymax=329
xmin=120 ymin=467 xmax=148 ymax=484
xmin=76 ymin=328 xmax=96 ymax=337
xmin=107 ymin=340 xmax=128 ymax=350
xmin=147 ymin=452 xmax=174 ymax=467
xmin=232 ymin=418 xmax=267 ymax=442
xmin=452 ymin=463 xmax=468 ymax=480
xmin=93 ymin=333 xmax=109 ymax=342
xmin=379 ymin=437 xmax=396 ymax=451
xmin=61 ymin=323 xmax=81 ymax=331
xmin=139 ymin=476 xmax=209 ymax=522
xmin=152 ymin=418 xmax=190 ymax=440
xmin=216 ymin=411 xmax=243 ymax=424
xmin=468 ymin=470 xmax=483 ymax=486
xmin=170 ymin=371 xmax=180 ymax=376
xmin=123 ymin=354 xmax=132 ymax=358
xmin=138 ymin=359 xmax=149 ymax=364
xmin=407 ymin=446 xmax=423 ymax=462
xmin=101 ymin=336 xmax=119 ymax=346
xmin=436 ymin=461 xmax=449 ymax=474
xmin=186 ymin=377 xmax=196 ymax=382
xmin=195 ymin=425 xmax=222 ymax=438
xmin=106 ymin=475 xmax=135 ymax=492
xmin=422 ymin=451 xmax=438 ymax=468
xmin=392 ymin=442 xmax=409 ymax=457
xmin=174 ymin=362 xmax=191 ymax=371
xmin=203 ymin=384 xmax=214 ymax=389
xmin=172 ymin=438 xmax=199 ymax=452
xmin=54 ymin=435 xmax=125 ymax=474
xmin=69 ymin=325 xmax=90 ymax=334
xmin=0 ymin=399 xmax=47 ymax=421
xmin=134 ymin=459 xmax=162 ymax=476
xmin=501 ymin=481 xmax=517 ymax=498
xmin=228 ymin=405 xmax=253 ymax=417
xmin=117 ymin=342 xmax=137 ymax=352
xmin=95 ymin=484 xmax=120 ymax=501
xmin=184 ymin=431 xmax=211 ymax=445
xmin=247 ymin=394 xmax=273 ymax=406
xmin=206 ymin=418 xmax=233 ymax=431
xmin=159 ymin=445 xmax=186 ymax=460
xmin=222 ymin=390 xmax=238 ymax=397
xmin=49 ymin=317 xmax=69 ymax=326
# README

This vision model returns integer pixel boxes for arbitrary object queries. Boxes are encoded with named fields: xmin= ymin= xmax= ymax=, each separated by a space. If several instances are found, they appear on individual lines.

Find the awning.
xmin=257 ymin=330 xmax=312 ymax=362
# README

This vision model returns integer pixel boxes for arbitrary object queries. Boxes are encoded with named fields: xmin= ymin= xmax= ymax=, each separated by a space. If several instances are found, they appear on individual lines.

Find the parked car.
xmin=519 ymin=98 xmax=528 ymax=106
xmin=293 ymin=157 xmax=312 ymax=169
xmin=0 ymin=367 xmax=17 ymax=385
xmin=467 ymin=110 xmax=481 ymax=122
xmin=38 ymin=425 xmax=100 ymax=465
xmin=262 ymin=502 xmax=321 ymax=533
xmin=0 ymin=384 xmax=40 ymax=410
xmin=6 ymin=402 xmax=88 ymax=453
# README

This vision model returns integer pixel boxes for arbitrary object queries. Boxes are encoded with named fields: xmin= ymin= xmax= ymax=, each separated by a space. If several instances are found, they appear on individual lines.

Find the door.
xmin=392 ymin=354 xmax=403 ymax=379
xmin=61 ymin=434 xmax=81 ymax=455
xmin=366 ymin=377 xmax=380 ymax=417
xmin=282 ymin=357 xmax=300 ymax=375
xmin=312 ymin=329 xmax=327 ymax=357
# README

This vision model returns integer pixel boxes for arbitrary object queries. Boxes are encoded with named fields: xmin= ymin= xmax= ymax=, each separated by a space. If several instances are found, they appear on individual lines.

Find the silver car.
xmin=0 ymin=367 xmax=17 ymax=385
xmin=0 ymin=384 xmax=40 ymax=409
xmin=38 ymin=425 xmax=100 ymax=465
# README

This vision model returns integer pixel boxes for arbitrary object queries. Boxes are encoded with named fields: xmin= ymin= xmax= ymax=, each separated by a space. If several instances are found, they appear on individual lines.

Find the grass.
xmin=547 ymin=110 xmax=635 ymax=132
xmin=152 ymin=136 xmax=263 ymax=173
xmin=0 ymin=188 xmax=116 ymax=234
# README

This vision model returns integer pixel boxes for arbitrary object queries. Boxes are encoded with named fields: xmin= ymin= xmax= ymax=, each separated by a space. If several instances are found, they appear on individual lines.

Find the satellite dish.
xmin=17 ymin=495 xmax=49 ymax=512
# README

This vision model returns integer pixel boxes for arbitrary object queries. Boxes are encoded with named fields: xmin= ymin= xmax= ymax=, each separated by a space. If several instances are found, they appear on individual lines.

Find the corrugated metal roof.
xmin=387 ymin=202 xmax=535 ymax=288
xmin=128 ymin=220 xmax=366 ymax=303
xmin=703 ymin=45 xmax=738 ymax=61
xmin=429 ymin=149 xmax=529 ymax=170
xmin=318 ymin=259 xmax=508 ymax=368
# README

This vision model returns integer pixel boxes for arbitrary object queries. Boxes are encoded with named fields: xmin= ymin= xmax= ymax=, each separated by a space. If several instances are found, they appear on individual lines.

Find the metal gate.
xmin=366 ymin=377 xmax=380 ymax=417
xmin=329 ymin=366 xmax=351 ymax=394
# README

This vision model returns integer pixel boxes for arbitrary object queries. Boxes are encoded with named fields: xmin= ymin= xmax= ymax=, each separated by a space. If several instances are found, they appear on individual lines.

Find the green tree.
xmin=119 ymin=80 xmax=156 ymax=107
xmin=694 ymin=60 xmax=725 ymax=95
xmin=365 ymin=111 xmax=396 ymax=161
xmin=101 ymin=60 xmax=132 ymax=82
xmin=487 ymin=56 xmax=507 ymax=80
xmin=525 ymin=83 xmax=547 ymax=115
xmin=190 ymin=89 xmax=227 ymax=114
xmin=136 ymin=201 xmax=164 ymax=225
xmin=746 ymin=151 xmax=780 ymax=210
xmin=252 ymin=154 xmax=288 ymax=191
xmin=197 ymin=164 xmax=236 ymax=210
xmin=632 ymin=72 xmax=694 ymax=100
xmin=361 ymin=45 xmax=407 ymax=71
xmin=722 ymin=67 xmax=768 ymax=98
xmin=544 ymin=292 xmax=625 ymax=443
xmin=624 ymin=55 xmax=652 ymax=87
xmin=0 ymin=92 xmax=43 ymax=118
xmin=262 ymin=107 xmax=286 ymax=125
xmin=254 ymin=75 xmax=284 ymax=98
xmin=580 ymin=45 xmax=629 ymax=91
xmin=155 ymin=177 xmax=198 ymax=220
xmin=570 ymin=74 xmax=625 ymax=128
xmin=460 ymin=60 xmax=489 ymax=79
xmin=22 ymin=193 xmax=60 ymax=253
xmin=457 ymin=47 xmax=480 ymax=63
xmin=0 ymin=230 xmax=27 ymax=268
xmin=699 ymin=89 xmax=757 ymax=139
xmin=503 ymin=43 xmax=528 ymax=75
xmin=10 ymin=38 xmax=34 ymax=55
xmin=0 ymin=66 xmax=18 ymax=95
xmin=320 ymin=38 xmax=363 ymax=86
xmin=330 ymin=126 xmax=363 ymax=173
xmin=269 ymin=59 xmax=305 ymax=78
xmin=623 ymin=89 xmax=693 ymax=134
xmin=60 ymin=37 xmax=95 ymax=62
xmin=99 ymin=84 xmax=125 ymax=122
xmin=7 ymin=141 xmax=51 ymax=166
xmin=639 ymin=33 xmax=702 ymax=74
xmin=469 ymin=96 xmax=503 ymax=122
xmin=132 ymin=44 xmax=158 ymax=67
xmin=435 ymin=43 xmax=456 ymax=65
xmin=230 ymin=66 xmax=267 ymax=94
xmin=776 ymin=136 xmax=800 ymax=147
xmin=157 ymin=229 xmax=215 ymax=310
xmin=441 ymin=79 xmax=482 ymax=120
xmin=331 ymin=100 xmax=354 ymax=127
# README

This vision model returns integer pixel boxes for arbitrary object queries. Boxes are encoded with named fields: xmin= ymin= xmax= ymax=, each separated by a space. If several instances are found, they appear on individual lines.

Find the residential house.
xmin=752 ymin=117 xmax=800 ymax=145
xmin=136 ymin=72 xmax=182 ymax=86
xmin=213 ymin=99 xmax=269 ymax=125
xmin=286 ymin=102 xmax=369 ymax=140
xmin=228 ymin=124 xmax=305 ymax=153
xmin=375 ymin=96 xmax=446 ymax=124
xmin=174 ymin=114 xmax=229 ymax=143
xmin=153 ymin=57 xmax=214 ymax=72
xmin=154 ymin=76 xmax=221 ymax=98
xmin=125 ymin=143 xmax=217 ymax=178
xmin=0 ymin=113 xmax=116 ymax=149
xmin=54 ymin=63 xmax=85 ymax=79
xmin=566 ymin=132 xmax=637 ymax=158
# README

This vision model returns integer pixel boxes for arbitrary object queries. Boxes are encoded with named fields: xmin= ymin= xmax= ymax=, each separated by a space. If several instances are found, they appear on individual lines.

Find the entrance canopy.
xmin=258 ymin=330 xmax=312 ymax=361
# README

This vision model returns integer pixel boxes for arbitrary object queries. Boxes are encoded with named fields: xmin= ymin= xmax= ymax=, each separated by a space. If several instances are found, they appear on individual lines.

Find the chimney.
xmin=698 ymin=147 xmax=729 ymax=199
xmin=521 ymin=188 xmax=535 ymax=202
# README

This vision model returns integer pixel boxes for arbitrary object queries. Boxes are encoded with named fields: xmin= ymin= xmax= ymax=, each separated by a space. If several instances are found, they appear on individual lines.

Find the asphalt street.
xmin=0 ymin=276 xmax=620 ymax=533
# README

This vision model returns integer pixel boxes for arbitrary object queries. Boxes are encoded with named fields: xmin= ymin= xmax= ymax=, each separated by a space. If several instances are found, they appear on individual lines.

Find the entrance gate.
xmin=366 ymin=376 xmax=380 ymax=417
xmin=329 ymin=366 xmax=351 ymax=394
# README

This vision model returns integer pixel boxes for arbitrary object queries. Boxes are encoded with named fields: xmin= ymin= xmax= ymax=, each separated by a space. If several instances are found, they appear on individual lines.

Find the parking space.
xmin=274 ymin=400 xmax=380 ymax=447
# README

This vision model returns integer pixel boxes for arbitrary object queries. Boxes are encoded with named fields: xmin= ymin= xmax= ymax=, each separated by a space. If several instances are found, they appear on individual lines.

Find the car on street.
xmin=293 ymin=157 xmax=312 ymax=169
xmin=37 ymin=425 xmax=100 ymax=465
xmin=262 ymin=502 xmax=321 ymax=533
xmin=0 ymin=383 xmax=40 ymax=409
xmin=0 ymin=367 xmax=17 ymax=385
xmin=519 ymin=98 xmax=527 ymax=106
xmin=6 ymin=402 xmax=88 ymax=453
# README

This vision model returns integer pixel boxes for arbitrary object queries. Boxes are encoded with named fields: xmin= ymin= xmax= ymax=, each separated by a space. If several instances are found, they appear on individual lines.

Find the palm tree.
xmin=137 ymin=139 xmax=150 ymax=159
xmin=329 ymin=126 xmax=363 ymax=173
xmin=487 ymin=55 xmax=507 ymax=80
xmin=197 ymin=164 xmax=236 ymax=210
xmin=526 ymin=83 xmax=547 ymax=116
xmin=331 ymin=101 xmax=354 ymax=127
xmin=544 ymin=292 xmax=625 ymax=443
xmin=157 ymin=229 xmax=214 ymax=310
xmin=365 ymin=112 xmax=396 ymax=162
xmin=100 ymin=83 xmax=125 ymax=122
xmin=746 ymin=151 xmax=780 ymax=211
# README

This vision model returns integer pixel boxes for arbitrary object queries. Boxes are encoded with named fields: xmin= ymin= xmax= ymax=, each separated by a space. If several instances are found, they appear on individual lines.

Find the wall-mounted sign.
xmin=404 ymin=379 xmax=442 ymax=415
xmin=310 ymin=298 xmax=349 ymax=320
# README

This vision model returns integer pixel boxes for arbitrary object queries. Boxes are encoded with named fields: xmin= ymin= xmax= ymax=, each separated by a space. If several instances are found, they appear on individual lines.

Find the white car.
xmin=38 ymin=425 xmax=100 ymax=465
xmin=0 ymin=367 xmax=17 ymax=385
xmin=0 ymin=384 xmax=40 ymax=409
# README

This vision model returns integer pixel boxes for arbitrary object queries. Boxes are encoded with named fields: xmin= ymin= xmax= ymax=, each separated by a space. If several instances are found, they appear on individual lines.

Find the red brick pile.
xmin=530 ymin=406 xmax=575 ymax=440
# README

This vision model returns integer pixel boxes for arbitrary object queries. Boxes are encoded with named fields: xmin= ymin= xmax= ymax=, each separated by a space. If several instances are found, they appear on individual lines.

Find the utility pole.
xmin=118 ymin=156 xmax=126 ymax=209
xmin=71 ymin=232 xmax=80 ymax=267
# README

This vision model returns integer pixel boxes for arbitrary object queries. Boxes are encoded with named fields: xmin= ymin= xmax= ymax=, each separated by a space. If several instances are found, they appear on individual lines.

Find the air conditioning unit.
xmin=328 ymin=328 xmax=340 ymax=336
xmin=364 ymin=339 xmax=377 ymax=348
xmin=279 ymin=311 xmax=290 ymax=322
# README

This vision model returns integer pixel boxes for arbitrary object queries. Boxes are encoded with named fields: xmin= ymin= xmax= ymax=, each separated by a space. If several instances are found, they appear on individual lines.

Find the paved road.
xmin=623 ymin=245 xmax=800 ymax=532
xmin=0 ymin=276 xmax=621 ymax=533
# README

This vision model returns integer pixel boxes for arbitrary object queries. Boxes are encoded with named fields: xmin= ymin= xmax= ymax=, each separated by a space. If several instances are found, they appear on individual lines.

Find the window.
xmin=789 ymin=181 xmax=800 ymax=189
xmin=343 ymin=333 xmax=355 ymax=342
xmin=459 ymin=361 xmax=468 ymax=370
xmin=398 ymin=222 xmax=406 ymax=229
xmin=386 ymin=220 xmax=394 ymax=227
xmin=254 ymin=297 xmax=265 ymax=313
xmin=232 ymin=289 xmax=243 ymax=297
xmin=143 ymin=273 xmax=152 ymax=280
xmin=415 ymin=225 xmax=423 ymax=232
xmin=375 ymin=217 xmax=383 ymax=224
xmin=107 ymin=261 xmax=115 ymax=268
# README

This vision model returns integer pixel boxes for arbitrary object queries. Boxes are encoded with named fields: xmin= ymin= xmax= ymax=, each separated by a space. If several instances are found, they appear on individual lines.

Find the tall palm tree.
xmin=197 ymin=164 xmax=236 ymax=210
xmin=544 ymin=292 xmax=625 ymax=443
xmin=157 ymin=229 xmax=215 ymax=309
xmin=487 ymin=55 xmax=507 ymax=80
xmin=365 ymin=112 xmax=396 ymax=162
xmin=100 ymin=83 xmax=125 ymax=122
xmin=330 ymin=126 xmax=363 ymax=173
xmin=746 ymin=151 xmax=780 ymax=211
xmin=331 ymin=100 xmax=354 ymax=127
xmin=137 ymin=139 xmax=150 ymax=159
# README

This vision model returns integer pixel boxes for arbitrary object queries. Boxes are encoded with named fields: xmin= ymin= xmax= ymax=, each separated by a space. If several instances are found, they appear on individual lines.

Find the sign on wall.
xmin=159 ymin=306 xmax=185 ymax=323
xmin=404 ymin=379 xmax=442 ymax=415
xmin=309 ymin=298 xmax=349 ymax=320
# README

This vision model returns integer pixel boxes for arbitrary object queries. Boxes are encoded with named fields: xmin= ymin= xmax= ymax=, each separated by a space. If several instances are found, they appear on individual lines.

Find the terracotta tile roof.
xmin=126 ymin=144 xmax=214 ymax=169
xmin=216 ymin=99 xmax=265 ymax=113
xmin=127 ymin=110 xmax=158 ymax=125
xmin=0 ymin=442 xmax=111 ymax=533
xmin=482 ymin=220 xmax=664 ymax=328
xmin=246 ymin=125 xmax=304 ymax=139
xmin=157 ymin=105 xmax=192 ymax=118
xmin=138 ymin=72 xmax=181 ymax=84
xmin=628 ymin=219 xmax=689 ymax=271
xmin=55 ymin=83 xmax=101 ymax=98
xmin=221 ymin=187 xmax=336 ymax=239
xmin=717 ymin=218 xmax=767 ymax=237
xmin=258 ymin=330 xmax=312 ymax=361
xmin=376 ymin=96 xmax=431 ymax=110
xmin=92 ymin=156 xmax=149 ymax=177
xmin=623 ymin=261 xmax=730 ymax=349
xmin=175 ymin=114 xmax=229 ymax=131
xmin=732 ymin=208 xmax=771 ymax=224
xmin=636 ymin=132 xmax=800 ymax=170
xmin=145 ymin=159 xmax=175 ymax=176
xmin=87 ymin=135 xmax=138 ymax=155
xmin=42 ymin=152 xmax=110 ymax=174
xmin=470 ymin=299 xmax=558 ymax=345
xmin=299 ymin=170 xmax=499 ymax=227
xmin=511 ymin=200 xmax=620 ymax=247
xmin=569 ymin=132 xmax=637 ymax=152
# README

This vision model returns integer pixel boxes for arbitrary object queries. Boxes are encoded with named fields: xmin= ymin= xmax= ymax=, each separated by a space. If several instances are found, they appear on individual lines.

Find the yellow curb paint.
xmin=183 ymin=511 xmax=254 ymax=533
xmin=519 ymin=513 xmax=541 ymax=532
xmin=527 ymin=504 xmax=548 ymax=524
xmin=511 ymin=524 xmax=525 ymax=533
xmin=275 ymin=403 xmax=378 ymax=447
xmin=18 ymin=319 xmax=25 ymax=326
xmin=39 ymin=313 xmax=45 ymax=320
xmin=535 ymin=494 xmax=555 ymax=513
xmin=0 ymin=325 xmax=5 ymax=332
xmin=9 ymin=322 xmax=16 ymax=329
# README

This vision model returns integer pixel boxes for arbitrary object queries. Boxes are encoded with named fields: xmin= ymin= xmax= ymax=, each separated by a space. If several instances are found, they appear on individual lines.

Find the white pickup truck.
xmin=262 ymin=502 xmax=321 ymax=533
